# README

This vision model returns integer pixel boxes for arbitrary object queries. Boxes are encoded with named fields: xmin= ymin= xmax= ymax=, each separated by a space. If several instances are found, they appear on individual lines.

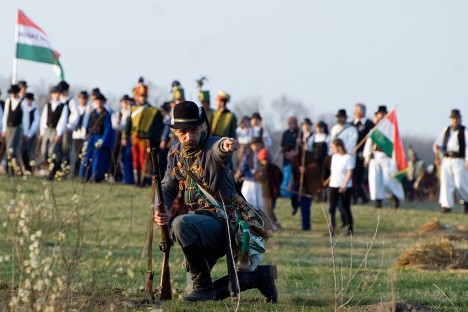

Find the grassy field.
xmin=1 ymin=175 xmax=468 ymax=311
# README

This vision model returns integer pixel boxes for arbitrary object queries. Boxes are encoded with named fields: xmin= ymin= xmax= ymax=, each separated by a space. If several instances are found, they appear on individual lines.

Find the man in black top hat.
xmin=56 ymin=80 xmax=79 ymax=172
xmin=72 ymin=91 xmax=90 ymax=177
xmin=251 ymin=112 xmax=272 ymax=147
xmin=330 ymin=109 xmax=358 ymax=166
xmin=39 ymin=86 xmax=69 ymax=180
xmin=363 ymin=105 xmax=404 ymax=208
xmin=2 ymin=84 xmax=26 ymax=175
xmin=352 ymin=103 xmax=374 ymax=204
xmin=433 ymin=109 xmax=468 ymax=213
xmin=153 ymin=101 xmax=277 ymax=302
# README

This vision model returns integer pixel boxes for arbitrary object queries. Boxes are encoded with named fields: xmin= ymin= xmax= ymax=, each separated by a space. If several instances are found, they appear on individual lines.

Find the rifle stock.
xmin=147 ymin=148 xmax=172 ymax=301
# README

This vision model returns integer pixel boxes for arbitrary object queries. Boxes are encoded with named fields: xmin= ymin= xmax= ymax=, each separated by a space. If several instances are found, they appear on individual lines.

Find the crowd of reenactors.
xmin=0 ymin=78 xmax=234 ymax=185
xmin=0 ymin=78 xmax=467 ymax=230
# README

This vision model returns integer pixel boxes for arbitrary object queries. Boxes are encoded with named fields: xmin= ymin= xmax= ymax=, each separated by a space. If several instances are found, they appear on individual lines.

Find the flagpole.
xmin=12 ymin=58 xmax=17 ymax=84
xmin=12 ymin=9 xmax=19 ymax=84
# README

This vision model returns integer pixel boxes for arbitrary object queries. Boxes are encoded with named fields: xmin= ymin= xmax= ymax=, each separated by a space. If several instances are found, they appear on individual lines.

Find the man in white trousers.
xmin=433 ymin=109 xmax=468 ymax=214
xmin=363 ymin=106 xmax=404 ymax=208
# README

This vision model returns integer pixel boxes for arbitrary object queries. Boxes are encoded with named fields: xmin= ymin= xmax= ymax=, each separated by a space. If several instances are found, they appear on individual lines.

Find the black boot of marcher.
xmin=392 ymin=195 xmax=400 ymax=209
xmin=464 ymin=202 xmax=468 ymax=214
xmin=213 ymin=265 xmax=278 ymax=303
xmin=182 ymin=243 xmax=215 ymax=302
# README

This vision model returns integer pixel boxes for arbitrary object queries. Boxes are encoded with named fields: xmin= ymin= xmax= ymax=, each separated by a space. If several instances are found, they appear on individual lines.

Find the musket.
xmin=145 ymin=148 xmax=172 ymax=301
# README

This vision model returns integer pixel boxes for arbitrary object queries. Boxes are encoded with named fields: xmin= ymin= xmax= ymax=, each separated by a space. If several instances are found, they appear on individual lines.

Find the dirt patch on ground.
xmin=349 ymin=301 xmax=441 ymax=312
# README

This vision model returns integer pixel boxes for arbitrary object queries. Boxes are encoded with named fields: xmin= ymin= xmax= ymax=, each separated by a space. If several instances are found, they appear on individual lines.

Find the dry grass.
xmin=417 ymin=218 xmax=444 ymax=234
xmin=396 ymin=239 xmax=468 ymax=270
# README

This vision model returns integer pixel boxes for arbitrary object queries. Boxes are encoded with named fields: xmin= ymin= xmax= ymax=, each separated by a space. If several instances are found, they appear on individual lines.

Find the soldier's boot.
xmin=182 ymin=242 xmax=215 ymax=302
xmin=133 ymin=169 xmax=141 ymax=186
xmin=464 ymin=202 xmax=468 ymax=214
xmin=392 ymin=195 xmax=400 ymax=209
xmin=375 ymin=199 xmax=382 ymax=208
xmin=257 ymin=265 xmax=278 ymax=302
xmin=213 ymin=265 xmax=278 ymax=303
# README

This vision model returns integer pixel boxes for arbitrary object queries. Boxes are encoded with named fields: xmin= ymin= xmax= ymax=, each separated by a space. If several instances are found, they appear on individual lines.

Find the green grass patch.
xmin=1 ymin=175 xmax=467 ymax=311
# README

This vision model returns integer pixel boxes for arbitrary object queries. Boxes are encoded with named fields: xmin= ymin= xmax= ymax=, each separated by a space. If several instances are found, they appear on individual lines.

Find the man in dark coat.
xmin=153 ymin=101 xmax=277 ymax=302
xmin=352 ymin=103 xmax=374 ymax=204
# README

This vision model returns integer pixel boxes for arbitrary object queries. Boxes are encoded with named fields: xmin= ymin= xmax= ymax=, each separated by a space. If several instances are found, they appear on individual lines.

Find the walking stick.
xmin=298 ymin=138 xmax=307 ymax=200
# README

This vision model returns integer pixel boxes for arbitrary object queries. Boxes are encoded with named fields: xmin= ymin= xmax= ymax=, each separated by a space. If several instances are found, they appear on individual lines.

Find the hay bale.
xmin=417 ymin=218 xmax=443 ymax=233
xmin=396 ymin=240 xmax=468 ymax=270
xmin=456 ymin=225 xmax=468 ymax=232
xmin=443 ymin=233 xmax=466 ymax=241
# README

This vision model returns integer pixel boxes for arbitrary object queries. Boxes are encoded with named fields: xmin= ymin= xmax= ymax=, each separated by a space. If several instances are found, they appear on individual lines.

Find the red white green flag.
xmin=15 ymin=9 xmax=64 ymax=79
xmin=369 ymin=108 xmax=408 ymax=181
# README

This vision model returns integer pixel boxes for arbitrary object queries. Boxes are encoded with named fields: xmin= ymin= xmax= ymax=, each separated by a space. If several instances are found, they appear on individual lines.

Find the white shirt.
xmin=2 ymin=97 xmax=27 ymax=132
xmin=120 ymin=109 xmax=131 ymax=131
xmin=236 ymin=127 xmax=253 ymax=145
xmin=330 ymin=123 xmax=358 ymax=154
xmin=433 ymin=126 xmax=468 ymax=161
xmin=72 ymin=105 xmax=90 ymax=139
xmin=39 ymin=101 xmax=69 ymax=136
xmin=362 ymin=138 xmax=374 ymax=161
xmin=306 ymin=132 xmax=331 ymax=152
xmin=60 ymin=95 xmax=79 ymax=131
xmin=22 ymin=100 xmax=40 ymax=138
xmin=252 ymin=125 xmax=272 ymax=147
xmin=329 ymin=153 xmax=353 ymax=188
xmin=330 ymin=123 xmax=358 ymax=167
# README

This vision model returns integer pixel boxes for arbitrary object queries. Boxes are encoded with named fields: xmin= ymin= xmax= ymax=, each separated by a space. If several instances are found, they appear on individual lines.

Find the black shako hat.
xmin=94 ymin=92 xmax=107 ymax=102
xmin=251 ymin=112 xmax=262 ymax=120
xmin=120 ymin=94 xmax=131 ymax=102
xmin=170 ymin=101 xmax=205 ymax=129
xmin=375 ymin=105 xmax=388 ymax=115
xmin=450 ymin=109 xmax=462 ymax=119
xmin=8 ymin=84 xmax=20 ymax=94
xmin=335 ymin=109 xmax=347 ymax=118
xmin=25 ymin=92 xmax=35 ymax=100
xmin=301 ymin=118 xmax=313 ymax=126
xmin=78 ymin=91 xmax=89 ymax=99
xmin=57 ymin=80 xmax=70 ymax=93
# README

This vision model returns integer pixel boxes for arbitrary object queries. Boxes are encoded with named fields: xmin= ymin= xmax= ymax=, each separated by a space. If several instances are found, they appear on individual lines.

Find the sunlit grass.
xmin=1 ymin=175 xmax=468 ymax=311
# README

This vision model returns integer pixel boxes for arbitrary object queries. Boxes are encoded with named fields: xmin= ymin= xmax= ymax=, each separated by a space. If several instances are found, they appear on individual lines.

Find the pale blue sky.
xmin=1 ymin=0 xmax=467 ymax=137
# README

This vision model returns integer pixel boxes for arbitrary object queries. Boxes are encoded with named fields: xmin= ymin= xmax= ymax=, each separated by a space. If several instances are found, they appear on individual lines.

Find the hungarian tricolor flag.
xmin=15 ymin=9 xmax=64 ymax=79
xmin=369 ymin=108 xmax=408 ymax=181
